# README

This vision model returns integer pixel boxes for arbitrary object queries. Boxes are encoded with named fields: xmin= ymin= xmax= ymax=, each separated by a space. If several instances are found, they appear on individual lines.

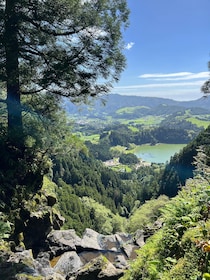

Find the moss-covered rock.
xmin=10 ymin=176 xmax=64 ymax=256
xmin=74 ymin=255 xmax=124 ymax=280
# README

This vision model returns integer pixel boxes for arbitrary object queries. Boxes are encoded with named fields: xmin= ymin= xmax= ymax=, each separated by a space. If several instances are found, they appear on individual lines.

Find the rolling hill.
xmin=64 ymin=94 xmax=210 ymax=118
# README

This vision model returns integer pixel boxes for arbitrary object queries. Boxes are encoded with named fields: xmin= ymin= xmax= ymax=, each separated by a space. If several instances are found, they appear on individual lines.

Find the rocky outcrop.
xmin=11 ymin=176 xmax=65 ymax=258
xmin=46 ymin=228 xmax=139 ymax=279
xmin=0 ymin=228 xmax=147 ymax=280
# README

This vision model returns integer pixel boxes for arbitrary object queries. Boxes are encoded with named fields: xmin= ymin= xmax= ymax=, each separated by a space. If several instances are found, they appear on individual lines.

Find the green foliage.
xmin=53 ymin=151 xmax=125 ymax=212
xmin=201 ymin=76 xmax=210 ymax=97
xmin=23 ymin=103 xmax=87 ymax=157
xmin=1 ymin=0 xmax=129 ymax=141
xmin=56 ymin=182 xmax=125 ymax=235
xmin=42 ymin=176 xmax=57 ymax=196
xmin=159 ymin=124 xmax=210 ymax=197
xmin=126 ymin=196 xmax=169 ymax=233
xmin=54 ymin=145 xmax=165 ymax=231
xmin=0 ymin=135 xmax=50 ymax=212
xmin=0 ymin=0 xmax=130 ymax=248
xmin=119 ymin=153 xmax=139 ymax=165
xmin=122 ymin=159 xmax=210 ymax=280
xmin=81 ymin=197 xmax=125 ymax=234
xmin=186 ymin=116 xmax=210 ymax=129
xmin=85 ymin=120 xmax=200 ymax=165
xmin=54 ymin=143 xmax=165 ymax=234
xmin=56 ymin=185 xmax=92 ymax=236
xmin=203 ymin=273 xmax=210 ymax=280
xmin=108 ymin=125 xmax=193 ymax=147
xmin=120 ymin=163 xmax=165 ymax=206
xmin=86 ymin=137 xmax=112 ymax=161
xmin=122 ymin=230 xmax=163 ymax=280
xmin=193 ymin=146 xmax=210 ymax=182
xmin=0 ymin=213 xmax=11 ymax=241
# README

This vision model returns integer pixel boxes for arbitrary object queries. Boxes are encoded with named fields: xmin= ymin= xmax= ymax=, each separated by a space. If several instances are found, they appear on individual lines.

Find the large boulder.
xmin=80 ymin=228 xmax=102 ymax=250
xmin=0 ymin=249 xmax=53 ymax=280
xmin=71 ymin=255 xmax=124 ymax=280
xmin=53 ymin=251 xmax=83 ymax=276
xmin=47 ymin=229 xmax=81 ymax=256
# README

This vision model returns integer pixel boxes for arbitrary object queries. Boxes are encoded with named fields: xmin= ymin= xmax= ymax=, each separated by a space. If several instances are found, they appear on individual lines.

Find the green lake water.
xmin=134 ymin=143 xmax=186 ymax=163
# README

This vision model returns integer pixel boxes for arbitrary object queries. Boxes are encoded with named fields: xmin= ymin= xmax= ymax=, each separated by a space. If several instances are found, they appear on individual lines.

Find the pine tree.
xmin=0 ymin=0 xmax=129 ymax=145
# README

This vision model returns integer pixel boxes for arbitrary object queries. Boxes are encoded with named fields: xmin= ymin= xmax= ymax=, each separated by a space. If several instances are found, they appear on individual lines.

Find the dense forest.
xmin=52 ymin=148 xmax=164 ymax=234
xmin=159 ymin=125 xmax=210 ymax=197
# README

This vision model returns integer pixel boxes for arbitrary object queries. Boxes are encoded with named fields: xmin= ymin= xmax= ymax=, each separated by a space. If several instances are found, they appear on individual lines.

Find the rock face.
xmin=0 ymin=228 xmax=146 ymax=280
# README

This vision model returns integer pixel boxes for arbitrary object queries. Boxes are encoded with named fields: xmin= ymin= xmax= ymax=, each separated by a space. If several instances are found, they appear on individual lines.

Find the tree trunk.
xmin=4 ymin=0 xmax=23 ymax=147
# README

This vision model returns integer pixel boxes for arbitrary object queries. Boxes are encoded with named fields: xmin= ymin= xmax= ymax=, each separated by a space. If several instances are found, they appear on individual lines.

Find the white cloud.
xmin=113 ymin=79 xmax=206 ymax=101
xmin=139 ymin=71 xmax=209 ymax=81
xmin=140 ymin=72 xmax=192 ymax=78
xmin=115 ymin=80 xmax=205 ymax=90
xmin=125 ymin=42 xmax=135 ymax=50
xmin=113 ymin=71 xmax=209 ymax=101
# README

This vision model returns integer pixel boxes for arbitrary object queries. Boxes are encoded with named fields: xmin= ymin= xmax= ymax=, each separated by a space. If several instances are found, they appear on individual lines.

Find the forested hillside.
xmin=52 ymin=149 xmax=164 ymax=234
xmin=159 ymin=124 xmax=210 ymax=197
xmin=64 ymin=93 xmax=210 ymax=116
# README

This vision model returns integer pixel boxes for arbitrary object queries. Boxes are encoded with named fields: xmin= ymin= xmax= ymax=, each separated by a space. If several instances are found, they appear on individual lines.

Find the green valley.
xmin=0 ymin=0 xmax=210 ymax=278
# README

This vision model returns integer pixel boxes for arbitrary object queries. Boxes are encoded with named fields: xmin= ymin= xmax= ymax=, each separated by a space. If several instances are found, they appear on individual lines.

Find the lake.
xmin=134 ymin=143 xmax=186 ymax=163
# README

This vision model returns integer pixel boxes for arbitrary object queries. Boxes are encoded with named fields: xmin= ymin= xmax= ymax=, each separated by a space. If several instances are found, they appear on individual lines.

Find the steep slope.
xmin=159 ymin=124 xmax=210 ymax=197
xmin=121 ymin=171 xmax=210 ymax=280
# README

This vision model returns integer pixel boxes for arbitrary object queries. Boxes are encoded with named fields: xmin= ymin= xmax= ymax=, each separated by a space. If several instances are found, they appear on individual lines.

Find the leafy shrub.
xmin=126 ymin=195 xmax=169 ymax=233
xmin=122 ymin=170 xmax=210 ymax=279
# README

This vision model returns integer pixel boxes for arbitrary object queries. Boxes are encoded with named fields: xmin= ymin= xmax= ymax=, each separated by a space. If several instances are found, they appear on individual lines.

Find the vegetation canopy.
xmin=0 ymin=0 xmax=129 ymax=144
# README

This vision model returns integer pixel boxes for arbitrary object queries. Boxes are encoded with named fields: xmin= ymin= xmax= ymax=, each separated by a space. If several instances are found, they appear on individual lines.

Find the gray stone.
xmin=98 ymin=261 xmax=124 ymax=279
xmin=114 ymin=255 xmax=128 ymax=269
xmin=134 ymin=229 xmax=145 ymax=247
xmin=80 ymin=228 xmax=102 ymax=250
xmin=79 ymin=251 xmax=101 ymax=264
xmin=53 ymin=251 xmax=83 ymax=277
xmin=75 ymin=255 xmax=124 ymax=280
xmin=121 ymin=243 xmax=138 ymax=259
xmin=99 ymin=234 xmax=120 ymax=252
xmin=115 ymin=233 xmax=133 ymax=244
xmin=47 ymin=229 xmax=81 ymax=253
xmin=1 ymin=227 xmax=142 ymax=280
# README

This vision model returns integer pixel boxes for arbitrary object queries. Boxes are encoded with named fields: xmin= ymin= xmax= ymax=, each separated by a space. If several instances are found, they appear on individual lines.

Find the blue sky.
xmin=113 ymin=0 xmax=210 ymax=101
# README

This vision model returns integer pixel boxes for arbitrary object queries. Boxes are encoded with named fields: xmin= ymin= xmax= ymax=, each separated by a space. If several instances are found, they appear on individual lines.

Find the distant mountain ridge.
xmin=64 ymin=94 xmax=210 ymax=116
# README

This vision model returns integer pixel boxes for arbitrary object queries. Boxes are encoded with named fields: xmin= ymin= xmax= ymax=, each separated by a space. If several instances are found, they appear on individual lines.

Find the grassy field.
xmin=186 ymin=117 xmax=210 ymax=128
xmin=78 ymin=133 xmax=100 ymax=144
xmin=111 ymin=164 xmax=132 ymax=172
xmin=121 ymin=116 xmax=164 ymax=127
xmin=116 ymin=106 xmax=150 ymax=115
